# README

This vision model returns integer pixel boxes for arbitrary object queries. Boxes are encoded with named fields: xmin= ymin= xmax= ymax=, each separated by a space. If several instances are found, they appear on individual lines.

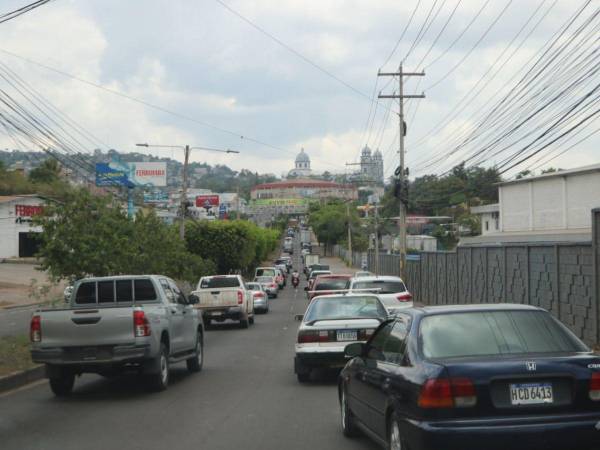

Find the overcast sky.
xmin=0 ymin=0 xmax=597 ymax=180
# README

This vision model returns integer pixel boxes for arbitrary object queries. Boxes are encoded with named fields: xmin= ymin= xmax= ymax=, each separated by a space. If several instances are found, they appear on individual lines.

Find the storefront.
xmin=0 ymin=195 xmax=47 ymax=259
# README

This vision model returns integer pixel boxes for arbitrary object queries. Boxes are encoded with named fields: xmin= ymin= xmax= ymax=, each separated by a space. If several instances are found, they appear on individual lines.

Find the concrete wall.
xmin=335 ymin=210 xmax=600 ymax=345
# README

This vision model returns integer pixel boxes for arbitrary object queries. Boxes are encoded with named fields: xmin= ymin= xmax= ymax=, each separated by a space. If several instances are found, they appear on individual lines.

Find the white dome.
xmin=295 ymin=148 xmax=310 ymax=163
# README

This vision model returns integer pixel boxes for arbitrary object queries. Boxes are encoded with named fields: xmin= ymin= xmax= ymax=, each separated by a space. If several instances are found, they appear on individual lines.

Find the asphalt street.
xmin=0 ymin=248 xmax=379 ymax=450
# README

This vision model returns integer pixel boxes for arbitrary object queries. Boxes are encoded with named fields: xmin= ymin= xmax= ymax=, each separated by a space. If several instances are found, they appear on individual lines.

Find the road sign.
xmin=196 ymin=195 xmax=219 ymax=208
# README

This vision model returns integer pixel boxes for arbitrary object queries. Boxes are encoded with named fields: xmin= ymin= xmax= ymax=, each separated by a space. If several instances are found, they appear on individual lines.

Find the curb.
xmin=0 ymin=365 xmax=44 ymax=394
xmin=1 ymin=302 xmax=44 ymax=311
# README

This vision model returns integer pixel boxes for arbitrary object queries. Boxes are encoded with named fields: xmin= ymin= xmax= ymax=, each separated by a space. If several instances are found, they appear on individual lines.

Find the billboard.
xmin=196 ymin=195 xmax=220 ymax=208
xmin=143 ymin=191 xmax=169 ymax=203
xmin=95 ymin=162 xmax=167 ymax=187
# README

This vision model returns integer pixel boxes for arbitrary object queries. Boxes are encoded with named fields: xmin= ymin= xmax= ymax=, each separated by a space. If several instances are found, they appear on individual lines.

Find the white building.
xmin=0 ymin=195 xmax=47 ymax=258
xmin=288 ymin=148 xmax=312 ymax=178
xmin=463 ymin=164 xmax=600 ymax=245
xmin=471 ymin=203 xmax=500 ymax=235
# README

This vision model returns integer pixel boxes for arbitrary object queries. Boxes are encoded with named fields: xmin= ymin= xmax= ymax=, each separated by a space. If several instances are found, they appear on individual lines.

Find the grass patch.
xmin=0 ymin=335 xmax=38 ymax=377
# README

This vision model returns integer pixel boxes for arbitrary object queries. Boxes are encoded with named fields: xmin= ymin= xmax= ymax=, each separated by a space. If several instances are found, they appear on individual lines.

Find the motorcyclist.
xmin=291 ymin=270 xmax=300 ymax=288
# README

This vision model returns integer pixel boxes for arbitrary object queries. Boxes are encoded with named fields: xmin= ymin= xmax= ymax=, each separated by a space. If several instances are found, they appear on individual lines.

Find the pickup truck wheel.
xmin=239 ymin=316 xmax=249 ymax=329
xmin=249 ymin=315 xmax=255 ymax=325
xmin=297 ymin=371 xmax=310 ymax=383
xmin=186 ymin=334 xmax=203 ymax=373
xmin=49 ymin=371 xmax=75 ymax=397
xmin=148 ymin=343 xmax=169 ymax=391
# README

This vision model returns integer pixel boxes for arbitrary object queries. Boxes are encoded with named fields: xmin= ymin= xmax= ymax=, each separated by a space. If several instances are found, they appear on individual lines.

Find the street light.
xmin=135 ymin=143 xmax=240 ymax=239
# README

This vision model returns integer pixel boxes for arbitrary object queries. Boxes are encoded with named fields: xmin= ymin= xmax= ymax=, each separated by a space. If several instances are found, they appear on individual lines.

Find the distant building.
xmin=463 ymin=164 xmax=600 ymax=245
xmin=249 ymin=179 xmax=357 ymax=216
xmin=471 ymin=203 xmax=500 ymax=235
xmin=347 ymin=146 xmax=384 ymax=186
xmin=288 ymin=148 xmax=312 ymax=178
xmin=0 ymin=195 xmax=47 ymax=258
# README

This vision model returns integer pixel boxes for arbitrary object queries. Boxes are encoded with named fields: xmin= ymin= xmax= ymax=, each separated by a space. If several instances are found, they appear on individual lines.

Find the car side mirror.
xmin=188 ymin=294 xmax=200 ymax=305
xmin=345 ymin=342 xmax=365 ymax=358
xmin=294 ymin=314 xmax=304 ymax=321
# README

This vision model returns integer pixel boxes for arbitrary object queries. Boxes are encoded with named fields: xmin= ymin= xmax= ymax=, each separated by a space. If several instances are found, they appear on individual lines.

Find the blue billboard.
xmin=95 ymin=163 xmax=134 ymax=187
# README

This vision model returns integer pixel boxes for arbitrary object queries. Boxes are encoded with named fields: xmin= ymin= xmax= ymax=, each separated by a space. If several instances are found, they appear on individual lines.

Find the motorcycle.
xmin=291 ymin=272 xmax=300 ymax=289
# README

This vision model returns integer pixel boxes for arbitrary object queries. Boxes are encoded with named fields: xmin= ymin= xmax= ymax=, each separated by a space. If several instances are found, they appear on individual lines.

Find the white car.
xmin=294 ymin=294 xmax=388 ymax=382
xmin=348 ymin=275 xmax=413 ymax=314
xmin=353 ymin=271 xmax=373 ymax=278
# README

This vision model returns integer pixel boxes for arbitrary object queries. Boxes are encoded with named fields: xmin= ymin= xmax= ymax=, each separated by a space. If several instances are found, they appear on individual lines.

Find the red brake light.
xmin=270 ymin=283 xmax=277 ymax=288
xmin=254 ymin=292 xmax=265 ymax=298
xmin=30 ymin=315 xmax=41 ymax=342
xmin=396 ymin=292 xmax=413 ymax=302
xmin=133 ymin=310 xmax=151 ymax=337
xmin=418 ymin=378 xmax=476 ymax=408
xmin=297 ymin=330 xmax=331 ymax=343
xmin=237 ymin=290 xmax=244 ymax=305
xmin=589 ymin=373 xmax=600 ymax=401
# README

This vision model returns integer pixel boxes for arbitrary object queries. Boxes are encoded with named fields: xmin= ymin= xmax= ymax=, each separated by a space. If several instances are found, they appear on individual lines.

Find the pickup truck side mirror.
xmin=188 ymin=294 xmax=200 ymax=305
xmin=294 ymin=314 xmax=304 ymax=321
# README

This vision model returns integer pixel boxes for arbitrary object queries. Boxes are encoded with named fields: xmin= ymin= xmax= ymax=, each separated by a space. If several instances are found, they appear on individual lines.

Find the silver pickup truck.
xmin=30 ymin=275 xmax=204 ymax=396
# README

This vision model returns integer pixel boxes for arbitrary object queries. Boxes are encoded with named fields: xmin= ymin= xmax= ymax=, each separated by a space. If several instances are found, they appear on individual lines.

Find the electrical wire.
xmin=0 ymin=0 xmax=53 ymax=24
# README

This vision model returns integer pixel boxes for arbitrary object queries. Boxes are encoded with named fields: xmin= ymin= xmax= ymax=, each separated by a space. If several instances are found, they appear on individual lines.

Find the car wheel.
xmin=186 ymin=333 xmax=203 ymax=373
xmin=388 ymin=412 xmax=408 ymax=450
xmin=49 ymin=370 xmax=75 ymax=397
xmin=297 ymin=371 xmax=310 ymax=383
xmin=240 ymin=316 xmax=249 ymax=329
xmin=148 ymin=343 xmax=169 ymax=391
xmin=340 ymin=386 xmax=359 ymax=437
xmin=249 ymin=315 xmax=255 ymax=325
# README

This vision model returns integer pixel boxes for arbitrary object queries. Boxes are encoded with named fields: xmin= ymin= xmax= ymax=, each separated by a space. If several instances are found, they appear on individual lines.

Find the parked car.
xmin=275 ymin=268 xmax=286 ymax=289
xmin=255 ymin=275 xmax=279 ymax=298
xmin=307 ymin=270 xmax=332 ymax=291
xmin=275 ymin=263 xmax=289 ymax=278
xmin=192 ymin=275 xmax=255 ymax=328
xmin=294 ymin=294 xmax=387 ymax=382
xmin=306 ymin=263 xmax=330 ymax=279
xmin=307 ymin=274 xmax=352 ymax=301
xmin=246 ymin=282 xmax=269 ymax=314
xmin=339 ymin=304 xmax=600 ymax=450
xmin=348 ymin=275 xmax=412 ymax=314
xmin=255 ymin=267 xmax=277 ymax=278
xmin=278 ymin=255 xmax=293 ymax=271
xmin=30 ymin=275 xmax=204 ymax=396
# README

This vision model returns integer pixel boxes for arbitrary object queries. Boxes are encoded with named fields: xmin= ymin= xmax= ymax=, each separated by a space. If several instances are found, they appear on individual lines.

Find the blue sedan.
xmin=338 ymin=304 xmax=600 ymax=450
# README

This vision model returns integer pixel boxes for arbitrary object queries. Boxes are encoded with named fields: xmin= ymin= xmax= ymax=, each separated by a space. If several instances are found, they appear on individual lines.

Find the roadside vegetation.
xmin=0 ymin=335 xmax=37 ymax=377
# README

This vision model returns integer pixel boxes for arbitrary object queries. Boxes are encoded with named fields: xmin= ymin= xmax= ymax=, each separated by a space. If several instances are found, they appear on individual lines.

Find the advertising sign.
xmin=95 ymin=162 xmax=167 ymax=187
xmin=143 ymin=191 xmax=169 ymax=203
xmin=196 ymin=195 xmax=220 ymax=208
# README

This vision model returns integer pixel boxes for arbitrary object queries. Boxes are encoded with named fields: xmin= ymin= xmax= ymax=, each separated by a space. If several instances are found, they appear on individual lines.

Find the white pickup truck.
xmin=192 ymin=275 xmax=255 ymax=328
xmin=30 ymin=275 xmax=204 ymax=396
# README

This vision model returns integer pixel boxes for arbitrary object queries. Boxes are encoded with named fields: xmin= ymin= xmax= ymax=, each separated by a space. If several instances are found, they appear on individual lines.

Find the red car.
xmin=307 ymin=274 xmax=352 ymax=301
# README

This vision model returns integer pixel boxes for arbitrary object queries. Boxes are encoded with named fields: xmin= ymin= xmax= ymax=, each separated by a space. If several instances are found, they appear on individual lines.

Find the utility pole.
xmin=378 ymin=64 xmax=425 ymax=277
xmin=180 ymin=145 xmax=190 ymax=240
xmin=374 ymin=201 xmax=380 ymax=276
xmin=346 ymin=202 xmax=352 ymax=265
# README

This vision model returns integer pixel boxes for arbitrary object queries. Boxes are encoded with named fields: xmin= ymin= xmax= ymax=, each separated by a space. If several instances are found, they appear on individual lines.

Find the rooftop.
xmin=470 ymin=203 xmax=500 ymax=214
xmin=252 ymin=179 xmax=354 ymax=191
xmin=498 ymin=163 xmax=600 ymax=186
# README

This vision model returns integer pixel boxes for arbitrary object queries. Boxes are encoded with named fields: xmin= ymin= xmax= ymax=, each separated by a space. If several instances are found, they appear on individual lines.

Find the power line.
xmin=0 ymin=0 xmax=53 ymax=24
xmin=381 ymin=0 xmax=422 ymax=69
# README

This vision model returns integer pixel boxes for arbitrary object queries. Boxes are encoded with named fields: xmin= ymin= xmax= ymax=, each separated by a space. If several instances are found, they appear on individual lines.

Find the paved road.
xmin=0 ymin=247 xmax=379 ymax=450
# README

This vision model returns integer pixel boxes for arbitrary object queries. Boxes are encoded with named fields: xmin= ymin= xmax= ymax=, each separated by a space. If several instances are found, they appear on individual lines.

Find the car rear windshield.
xmin=256 ymin=268 xmax=276 ymax=277
xmin=312 ymin=265 xmax=329 ymax=271
xmin=304 ymin=296 xmax=387 ymax=323
xmin=315 ymin=279 xmax=350 ymax=290
xmin=246 ymin=283 xmax=262 ymax=291
xmin=74 ymin=279 xmax=156 ymax=304
xmin=352 ymin=280 xmax=406 ymax=294
xmin=199 ymin=277 xmax=240 ymax=289
xmin=256 ymin=276 xmax=273 ymax=283
xmin=421 ymin=311 xmax=588 ymax=359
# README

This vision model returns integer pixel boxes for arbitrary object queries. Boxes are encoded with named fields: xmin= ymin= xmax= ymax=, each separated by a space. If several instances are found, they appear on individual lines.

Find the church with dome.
xmin=288 ymin=148 xmax=312 ymax=178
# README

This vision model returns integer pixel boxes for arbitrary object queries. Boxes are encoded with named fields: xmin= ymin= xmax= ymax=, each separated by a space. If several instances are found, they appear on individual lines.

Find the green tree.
xmin=29 ymin=158 xmax=61 ymax=184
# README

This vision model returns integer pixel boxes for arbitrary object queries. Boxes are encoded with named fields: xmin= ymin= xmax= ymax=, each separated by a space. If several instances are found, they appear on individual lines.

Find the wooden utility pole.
xmin=378 ymin=64 xmax=425 ymax=277
xmin=346 ymin=202 xmax=352 ymax=265
xmin=180 ymin=144 xmax=190 ymax=240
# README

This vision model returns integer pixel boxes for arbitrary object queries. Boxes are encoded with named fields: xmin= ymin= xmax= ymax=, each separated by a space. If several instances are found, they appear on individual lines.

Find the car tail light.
xmin=270 ymin=283 xmax=277 ymax=288
xmin=133 ymin=310 xmax=151 ymax=337
xmin=254 ymin=292 xmax=265 ymax=298
xmin=237 ymin=290 xmax=244 ymax=305
xmin=297 ymin=330 xmax=331 ymax=343
xmin=589 ymin=373 xmax=600 ymax=401
xmin=418 ymin=378 xmax=476 ymax=408
xmin=30 ymin=315 xmax=41 ymax=342
xmin=396 ymin=292 xmax=413 ymax=302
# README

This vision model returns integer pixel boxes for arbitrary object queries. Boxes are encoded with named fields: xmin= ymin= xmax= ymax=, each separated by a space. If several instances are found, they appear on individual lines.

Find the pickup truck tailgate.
xmin=40 ymin=306 xmax=137 ymax=347
xmin=195 ymin=288 xmax=240 ymax=308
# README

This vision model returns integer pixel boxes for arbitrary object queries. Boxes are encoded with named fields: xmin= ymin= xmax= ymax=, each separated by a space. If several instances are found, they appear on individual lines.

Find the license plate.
xmin=510 ymin=382 xmax=553 ymax=405
xmin=337 ymin=330 xmax=357 ymax=341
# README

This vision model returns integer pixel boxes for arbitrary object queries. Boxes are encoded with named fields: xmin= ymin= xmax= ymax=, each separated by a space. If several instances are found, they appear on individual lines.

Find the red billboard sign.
xmin=15 ymin=204 xmax=44 ymax=217
xmin=196 ymin=195 xmax=219 ymax=208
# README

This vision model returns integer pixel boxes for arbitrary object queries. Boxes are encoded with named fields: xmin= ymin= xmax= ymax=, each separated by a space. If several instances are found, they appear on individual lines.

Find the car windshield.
xmin=256 ymin=268 xmax=276 ymax=277
xmin=256 ymin=276 xmax=273 ymax=283
xmin=304 ymin=296 xmax=387 ymax=323
xmin=421 ymin=311 xmax=588 ymax=359
xmin=246 ymin=283 xmax=262 ymax=291
xmin=199 ymin=277 xmax=240 ymax=289
xmin=315 ymin=279 xmax=349 ymax=290
xmin=352 ymin=280 xmax=406 ymax=294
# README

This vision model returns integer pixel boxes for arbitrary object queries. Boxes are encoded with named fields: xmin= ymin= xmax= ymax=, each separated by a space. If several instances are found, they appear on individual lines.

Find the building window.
xmin=485 ymin=221 xmax=489 ymax=231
